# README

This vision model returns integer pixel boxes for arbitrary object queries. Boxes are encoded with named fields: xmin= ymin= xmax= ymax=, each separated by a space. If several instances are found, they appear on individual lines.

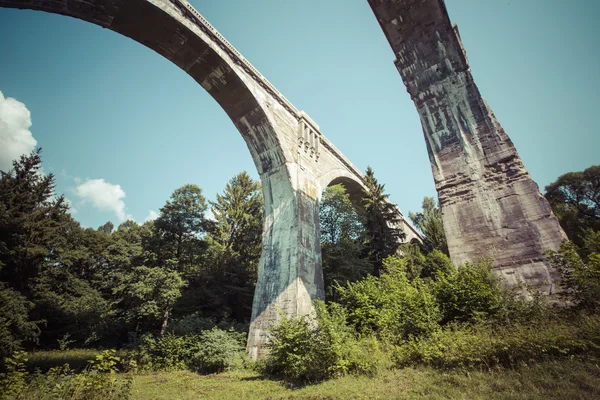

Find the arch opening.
xmin=318 ymin=177 xmax=370 ymax=302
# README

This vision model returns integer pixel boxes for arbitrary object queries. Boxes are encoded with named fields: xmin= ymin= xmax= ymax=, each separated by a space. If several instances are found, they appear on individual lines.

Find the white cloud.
xmin=75 ymin=178 xmax=131 ymax=222
xmin=0 ymin=91 xmax=37 ymax=172
xmin=144 ymin=210 xmax=159 ymax=222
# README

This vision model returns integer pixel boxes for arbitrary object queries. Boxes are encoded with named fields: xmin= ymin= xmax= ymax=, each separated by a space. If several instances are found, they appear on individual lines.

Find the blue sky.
xmin=0 ymin=0 xmax=598 ymax=229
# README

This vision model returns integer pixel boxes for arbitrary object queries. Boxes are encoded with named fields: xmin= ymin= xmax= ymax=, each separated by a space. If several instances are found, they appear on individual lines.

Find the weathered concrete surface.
xmin=367 ymin=0 xmax=567 ymax=294
xmin=0 ymin=0 xmax=421 ymax=358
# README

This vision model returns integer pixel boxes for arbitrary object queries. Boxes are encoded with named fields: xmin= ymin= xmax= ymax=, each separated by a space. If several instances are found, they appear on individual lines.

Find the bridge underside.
xmin=367 ymin=0 xmax=567 ymax=294
xmin=0 ymin=0 xmax=421 ymax=358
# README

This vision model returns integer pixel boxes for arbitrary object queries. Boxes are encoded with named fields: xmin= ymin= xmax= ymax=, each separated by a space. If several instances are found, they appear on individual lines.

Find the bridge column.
xmin=367 ymin=0 xmax=567 ymax=294
xmin=247 ymin=162 xmax=325 ymax=359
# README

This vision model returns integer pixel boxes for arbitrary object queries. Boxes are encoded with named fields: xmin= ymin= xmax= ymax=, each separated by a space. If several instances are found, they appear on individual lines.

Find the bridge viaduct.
xmin=0 ymin=0 xmax=566 ymax=357
xmin=0 ymin=0 xmax=421 ymax=358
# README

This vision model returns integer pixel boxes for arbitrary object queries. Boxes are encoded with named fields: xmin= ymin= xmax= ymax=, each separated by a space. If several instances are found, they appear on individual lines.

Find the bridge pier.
xmin=247 ymin=165 xmax=325 ymax=359
xmin=367 ymin=0 xmax=567 ymax=294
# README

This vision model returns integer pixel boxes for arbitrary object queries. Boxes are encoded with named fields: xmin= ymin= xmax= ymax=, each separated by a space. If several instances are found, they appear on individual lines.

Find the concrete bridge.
xmin=0 ymin=0 xmax=422 ymax=357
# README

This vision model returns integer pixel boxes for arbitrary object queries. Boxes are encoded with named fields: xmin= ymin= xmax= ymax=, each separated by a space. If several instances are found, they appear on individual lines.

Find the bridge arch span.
xmin=318 ymin=168 xmax=366 ymax=206
xmin=2 ymin=0 xmax=422 ymax=358
xmin=0 ymin=0 xmax=295 ymax=174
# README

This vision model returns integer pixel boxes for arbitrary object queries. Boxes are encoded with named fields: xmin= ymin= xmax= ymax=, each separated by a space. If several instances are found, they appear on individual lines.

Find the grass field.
xmin=130 ymin=358 xmax=600 ymax=400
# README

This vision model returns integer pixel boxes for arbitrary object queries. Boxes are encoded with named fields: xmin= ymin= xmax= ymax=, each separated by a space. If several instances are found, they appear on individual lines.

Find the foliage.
xmin=320 ymin=184 xmax=364 ymax=245
xmin=170 ymin=313 xmax=247 ymax=336
xmin=319 ymin=184 xmax=370 ymax=301
xmin=336 ymin=256 xmax=440 ymax=342
xmin=0 ymin=350 xmax=132 ymax=400
xmin=397 ymin=242 xmax=426 ymax=280
xmin=132 ymin=334 xmax=191 ymax=371
xmin=265 ymin=301 xmax=390 ymax=383
xmin=422 ymin=249 xmax=454 ymax=280
xmin=188 ymin=328 xmax=246 ymax=374
xmin=361 ymin=167 xmax=405 ymax=276
xmin=130 ymin=329 xmax=246 ymax=374
xmin=0 ymin=284 xmax=41 ymax=363
xmin=432 ymin=259 xmax=506 ymax=324
xmin=544 ymin=165 xmax=600 ymax=247
xmin=547 ymin=240 xmax=600 ymax=311
xmin=116 ymin=265 xmax=186 ymax=335
xmin=187 ymin=172 xmax=263 ymax=322
xmin=408 ymin=196 xmax=448 ymax=255
xmin=31 ymin=267 xmax=112 ymax=348
xmin=153 ymin=184 xmax=208 ymax=271
xmin=396 ymin=313 xmax=600 ymax=370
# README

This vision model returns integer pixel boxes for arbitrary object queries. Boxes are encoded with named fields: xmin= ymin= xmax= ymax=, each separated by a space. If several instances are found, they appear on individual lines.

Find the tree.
xmin=153 ymin=184 xmax=208 ymax=271
xmin=320 ymin=184 xmax=364 ymax=245
xmin=0 ymin=283 xmax=41 ymax=360
xmin=547 ymin=234 xmax=600 ymax=312
xmin=0 ymin=149 xmax=71 ymax=291
xmin=544 ymin=165 xmax=600 ymax=247
xmin=361 ymin=167 xmax=405 ymax=277
xmin=409 ymin=196 xmax=449 ymax=255
xmin=319 ymin=184 xmax=369 ymax=301
xmin=180 ymin=172 xmax=264 ymax=322
xmin=116 ymin=265 xmax=186 ymax=335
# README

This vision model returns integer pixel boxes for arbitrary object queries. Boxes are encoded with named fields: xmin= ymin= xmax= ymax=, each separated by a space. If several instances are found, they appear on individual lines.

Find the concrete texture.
xmin=367 ymin=0 xmax=567 ymax=294
xmin=0 ymin=0 xmax=422 ymax=358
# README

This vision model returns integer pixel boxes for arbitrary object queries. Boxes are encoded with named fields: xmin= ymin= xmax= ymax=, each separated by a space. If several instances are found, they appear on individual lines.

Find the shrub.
xmin=395 ymin=312 xmax=600 ymax=369
xmin=547 ymin=240 xmax=600 ymax=311
xmin=433 ymin=259 xmax=505 ymax=324
xmin=0 ymin=350 xmax=132 ymax=400
xmin=133 ymin=333 xmax=191 ymax=371
xmin=188 ymin=328 xmax=246 ymax=374
xmin=130 ymin=329 xmax=246 ymax=373
xmin=421 ymin=249 xmax=454 ymax=280
xmin=336 ymin=256 xmax=440 ymax=341
xmin=265 ymin=301 xmax=390 ymax=383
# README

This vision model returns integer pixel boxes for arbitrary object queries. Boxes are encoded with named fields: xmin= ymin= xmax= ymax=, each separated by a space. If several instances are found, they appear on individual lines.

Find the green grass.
xmin=26 ymin=349 xmax=107 ymax=372
xmin=130 ymin=358 xmax=600 ymax=399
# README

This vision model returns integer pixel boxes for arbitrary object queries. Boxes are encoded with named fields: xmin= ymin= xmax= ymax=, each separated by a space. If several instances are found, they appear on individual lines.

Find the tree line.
xmin=0 ymin=151 xmax=407 ymax=357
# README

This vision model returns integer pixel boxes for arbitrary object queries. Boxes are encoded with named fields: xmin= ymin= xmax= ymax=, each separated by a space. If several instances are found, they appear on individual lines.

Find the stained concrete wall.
xmin=367 ymin=0 xmax=567 ymax=294
xmin=0 ymin=0 xmax=421 ymax=358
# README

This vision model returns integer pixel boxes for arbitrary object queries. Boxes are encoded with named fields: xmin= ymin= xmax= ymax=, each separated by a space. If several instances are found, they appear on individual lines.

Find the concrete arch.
xmin=0 ymin=0 xmax=314 ymax=359
xmin=318 ymin=168 xmax=366 ymax=207
xmin=2 ymin=0 xmax=422 ymax=358
xmin=0 ymin=0 xmax=291 ymax=174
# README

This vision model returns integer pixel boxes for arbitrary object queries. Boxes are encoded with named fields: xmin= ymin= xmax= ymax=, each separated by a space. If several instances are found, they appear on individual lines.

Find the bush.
xmin=547 ymin=240 xmax=600 ymax=311
xmin=265 ymin=301 xmax=390 ymax=384
xmin=421 ymin=249 xmax=454 ymax=280
xmin=433 ymin=259 xmax=505 ymax=324
xmin=336 ymin=256 xmax=440 ymax=341
xmin=130 ymin=329 xmax=246 ymax=373
xmin=0 ymin=350 xmax=132 ymax=400
xmin=395 ymin=312 xmax=600 ymax=369
xmin=133 ymin=333 xmax=191 ymax=371
xmin=188 ymin=328 xmax=246 ymax=374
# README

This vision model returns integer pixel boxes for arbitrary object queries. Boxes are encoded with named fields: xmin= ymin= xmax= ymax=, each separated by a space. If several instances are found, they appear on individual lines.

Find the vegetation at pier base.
xmin=1 ymin=152 xmax=600 ymax=397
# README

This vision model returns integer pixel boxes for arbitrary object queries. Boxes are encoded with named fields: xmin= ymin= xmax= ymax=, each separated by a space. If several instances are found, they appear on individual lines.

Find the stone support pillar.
xmin=247 ymin=163 xmax=324 ymax=360
xmin=367 ymin=0 xmax=567 ymax=294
